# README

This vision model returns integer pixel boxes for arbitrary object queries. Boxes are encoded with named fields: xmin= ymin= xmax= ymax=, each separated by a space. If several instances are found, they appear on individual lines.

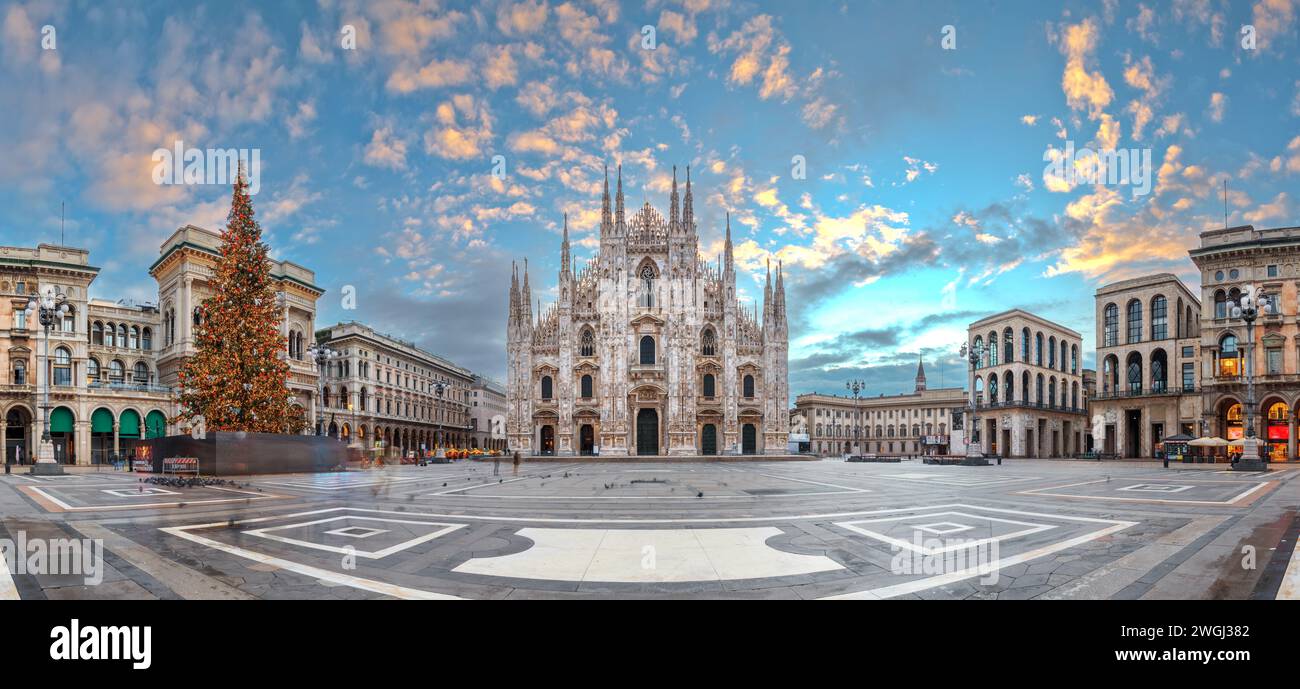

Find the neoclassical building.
xmin=1 ymin=244 xmax=174 ymax=466
xmin=1091 ymin=273 xmax=1202 ymax=457
xmin=315 ymin=321 xmax=474 ymax=458
xmin=1190 ymin=224 xmax=1300 ymax=462
xmin=469 ymin=374 xmax=507 ymax=451
xmin=506 ymin=167 xmax=790 ymax=456
xmin=793 ymin=360 xmax=967 ymax=456
xmin=967 ymin=309 xmax=1087 ymax=458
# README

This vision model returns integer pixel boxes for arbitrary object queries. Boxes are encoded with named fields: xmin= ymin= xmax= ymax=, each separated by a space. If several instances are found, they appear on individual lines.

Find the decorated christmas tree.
xmin=175 ymin=165 xmax=305 ymax=434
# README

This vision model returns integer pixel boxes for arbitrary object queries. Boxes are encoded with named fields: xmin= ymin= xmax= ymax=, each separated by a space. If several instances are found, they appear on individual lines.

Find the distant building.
xmin=315 ymin=321 xmax=475 ymax=457
xmin=794 ymin=358 xmax=966 ymax=456
xmin=469 ymin=374 xmax=507 ymax=451
xmin=967 ymin=309 xmax=1086 ymax=458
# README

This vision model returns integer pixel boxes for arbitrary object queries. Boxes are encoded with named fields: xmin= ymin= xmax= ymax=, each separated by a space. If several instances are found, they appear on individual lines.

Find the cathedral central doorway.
xmin=636 ymin=408 xmax=659 ymax=455
xmin=579 ymin=424 xmax=594 ymax=455
xmin=742 ymin=423 xmax=757 ymax=454
xmin=701 ymin=424 xmax=717 ymax=455
xmin=539 ymin=425 xmax=555 ymax=455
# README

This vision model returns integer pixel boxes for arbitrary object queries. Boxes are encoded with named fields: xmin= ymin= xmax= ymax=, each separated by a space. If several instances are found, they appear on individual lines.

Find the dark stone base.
xmin=30 ymin=462 xmax=66 ymax=476
xmin=847 ymin=456 xmax=902 ymax=463
xmin=959 ymin=456 xmax=992 ymax=466
xmin=1230 ymin=459 xmax=1269 ymax=472
xmin=136 ymin=432 xmax=353 ymax=476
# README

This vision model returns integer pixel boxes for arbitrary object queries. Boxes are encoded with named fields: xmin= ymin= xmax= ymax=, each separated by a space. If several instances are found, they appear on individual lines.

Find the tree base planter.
xmin=137 ymin=432 xmax=352 ymax=476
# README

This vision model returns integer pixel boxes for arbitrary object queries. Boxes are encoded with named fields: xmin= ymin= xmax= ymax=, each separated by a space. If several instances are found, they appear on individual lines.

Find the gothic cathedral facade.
xmin=506 ymin=166 xmax=790 ymax=456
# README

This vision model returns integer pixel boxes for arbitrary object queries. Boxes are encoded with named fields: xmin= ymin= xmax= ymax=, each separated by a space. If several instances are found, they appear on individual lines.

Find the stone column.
xmin=113 ymin=421 xmax=120 ymax=464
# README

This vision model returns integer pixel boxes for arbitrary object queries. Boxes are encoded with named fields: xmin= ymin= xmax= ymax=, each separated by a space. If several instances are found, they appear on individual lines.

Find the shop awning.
xmin=118 ymin=410 xmax=141 ymax=438
xmin=91 ymin=408 xmax=114 ymax=434
xmin=50 ymin=407 xmax=74 ymax=434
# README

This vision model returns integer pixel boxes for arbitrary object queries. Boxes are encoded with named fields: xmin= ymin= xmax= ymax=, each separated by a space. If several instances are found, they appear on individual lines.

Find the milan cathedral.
xmin=506 ymin=165 xmax=790 ymax=456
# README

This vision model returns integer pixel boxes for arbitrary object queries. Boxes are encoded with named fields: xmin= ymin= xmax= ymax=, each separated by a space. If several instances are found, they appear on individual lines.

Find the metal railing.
xmin=1092 ymin=385 xmax=1194 ymax=400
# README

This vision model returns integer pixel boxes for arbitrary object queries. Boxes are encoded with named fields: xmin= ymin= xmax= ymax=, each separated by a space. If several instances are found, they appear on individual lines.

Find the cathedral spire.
xmin=724 ymin=213 xmax=734 ymax=270
xmin=669 ymin=165 xmax=680 ymax=232
xmin=522 ymin=258 xmax=532 ymax=325
xmin=601 ymin=165 xmax=611 ymax=235
xmin=683 ymin=165 xmax=694 ymax=234
xmin=615 ymin=164 xmax=625 ymax=233
xmin=915 ymin=354 xmax=927 ymax=392
xmin=561 ymin=213 xmax=571 ymax=275
xmin=509 ymin=260 xmax=520 ymax=324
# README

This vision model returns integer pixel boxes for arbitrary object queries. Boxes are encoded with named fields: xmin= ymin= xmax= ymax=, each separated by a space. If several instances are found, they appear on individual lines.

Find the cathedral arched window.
xmin=743 ymin=374 xmax=755 ymax=398
xmin=580 ymin=374 xmax=593 ymax=398
xmin=541 ymin=375 xmax=553 ymax=400
xmin=639 ymin=336 xmax=655 ymax=365
xmin=703 ymin=373 xmax=715 ymax=398
xmin=579 ymin=329 xmax=595 ymax=357
xmin=701 ymin=328 xmax=717 ymax=356
xmin=638 ymin=262 xmax=657 ymax=308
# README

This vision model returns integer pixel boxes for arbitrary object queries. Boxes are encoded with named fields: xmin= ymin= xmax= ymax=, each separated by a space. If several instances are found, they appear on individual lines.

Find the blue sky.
xmin=1 ymin=0 xmax=1297 ymax=398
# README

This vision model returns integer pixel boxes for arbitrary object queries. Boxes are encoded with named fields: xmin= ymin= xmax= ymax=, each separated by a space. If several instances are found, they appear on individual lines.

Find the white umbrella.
xmin=1188 ymin=437 xmax=1229 ymax=447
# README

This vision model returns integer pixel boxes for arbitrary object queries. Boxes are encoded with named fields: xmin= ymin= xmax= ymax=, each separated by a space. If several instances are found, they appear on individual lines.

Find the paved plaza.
xmin=1 ymin=459 xmax=1297 ymax=600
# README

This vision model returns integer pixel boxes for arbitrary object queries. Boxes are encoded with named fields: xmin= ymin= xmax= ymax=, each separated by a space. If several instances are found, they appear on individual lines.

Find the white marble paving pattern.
xmin=453 ymin=527 xmax=843 ymax=583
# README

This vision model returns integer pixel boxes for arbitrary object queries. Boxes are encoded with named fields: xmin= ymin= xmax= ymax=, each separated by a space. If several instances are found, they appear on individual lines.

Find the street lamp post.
xmin=433 ymin=381 xmax=446 ymax=458
xmin=308 ymin=342 xmax=340 ymax=437
xmin=959 ymin=340 xmax=991 ymax=466
xmin=1231 ymin=287 xmax=1271 ymax=472
xmin=845 ymin=378 xmax=865 ymax=458
xmin=24 ymin=287 xmax=69 ymax=475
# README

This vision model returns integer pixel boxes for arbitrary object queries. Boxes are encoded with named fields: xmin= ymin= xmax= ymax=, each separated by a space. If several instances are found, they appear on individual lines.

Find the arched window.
xmin=1035 ymin=332 xmax=1043 ymax=365
xmin=1048 ymin=336 xmax=1057 ymax=368
xmin=130 ymin=326 xmax=140 ymax=349
xmin=12 ymin=359 xmax=26 ymax=385
xmin=133 ymin=361 xmax=149 ymax=383
xmin=638 ymin=262 xmax=657 ymax=308
xmin=1036 ymin=374 xmax=1044 ymax=405
xmin=639 ymin=335 xmax=655 ymax=365
xmin=1126 ymin=300 xmax=1143 ymax=343
xmin=118 ymin=323 xmax=128 ymax=346
xmin=87 ymin=357 xmax=100 ymax=382
xmin=1003 ymin=328 xmax=1014 ymax=363
xmin=1126 ymin=352 xmax=1143 ymax=393
xmin=1150 ymin=350 xmax=1167 ymax=392
xmin=53 ymin=347 xmax=72 ymax=386
xmin=92 ymin=321 xmax=103 ymax=345
xmin=1021 ymin=371 xmax=1030 ymax=403
xmin=1004 ymin=370 xmax=1014 ymax=403
xmin=579 ymin=329 xmax=595 ymax=357
xmin=743 ymin=374 xmax=755 ymax=397
xmin=1103 ymin=303 xmax=1119 ymax=346
xmin=973 ymin=336 xmax=984 ymax=368
xmin=1071 ymin=344 xmax=1078 ymax=374
xmin=1021 ymin=327 xmax=1031 ymax=361
xmin=110 ymin=359 xmax=125 ymax=383
xmin=105 ymin=322 xmax=116 ymax=347
xmin=1214 ymin=290 xmax=1228 ymax=319
xmin=988 ymin=331 xmax=999 ymax=366
xmin=1151 ymin=295 xmax=1168 ymax=340
xmin=1060 ymin=340 xmax=1068 ymax=372
xmin=1218 ymin=334 xmax=1240 ymax=377
xmin=580 ymin=374 xmax=593 ymax=398
xmin=540 ymin=375 xmax=553 ymax=400
xmin=1048 ymin=377 xmax=1057 ymax=407
xmin=701 ymin=328 xmax=717 ymax=356
xmin=142 ymin=327 xmax=152 ymax=351
xmin=703 ymin=373 xmax=716 ymax=398
xmin=988 ymin=375 xmax=999 ymax=403
xmin=1103 ymin=354 xmax=1119 ymax=393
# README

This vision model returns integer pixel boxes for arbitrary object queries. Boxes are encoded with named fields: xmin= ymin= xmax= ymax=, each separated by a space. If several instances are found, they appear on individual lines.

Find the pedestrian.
xmin=15 ymin=446 xmax=23 ymax=466
xmin=512 ymin=450 xmax=521 ymax=476
xmin=493 ymin=453 xmax=501 ymax=477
